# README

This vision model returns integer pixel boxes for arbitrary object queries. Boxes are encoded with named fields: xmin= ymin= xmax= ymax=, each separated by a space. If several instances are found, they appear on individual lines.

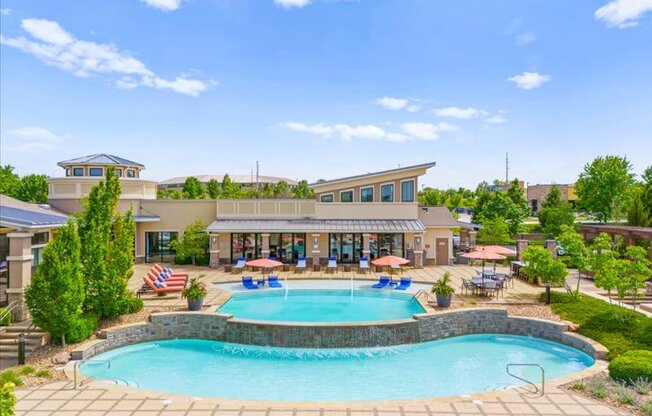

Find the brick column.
xmin=311 ymin=234 xmax=321 ymax=267
xmin=459 ymin=229 xmax=468 ymax=250
xmin=545 ymin=239 xmax=557 ymax=260
xmin=7 ymin=232 xmax=34 ymax=322
xmin=468 ymin=231 xmax=477 ymax=249
xmin=413 ymin=234 xmax=424 ymax=269
xmin=261 ymin=233 xmax=270 ymax=258
xmin=209 ymin=233 xmax=220 ymax=268
xmin=362 ymin=233 xmax=370 ymax=258
xmin=516 ymin=239 xmax=528 ymax=261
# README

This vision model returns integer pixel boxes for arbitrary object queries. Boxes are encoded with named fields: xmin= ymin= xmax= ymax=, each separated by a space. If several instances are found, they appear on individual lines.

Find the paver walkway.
xmin=14 ymin=380 xmax=632 ymax=415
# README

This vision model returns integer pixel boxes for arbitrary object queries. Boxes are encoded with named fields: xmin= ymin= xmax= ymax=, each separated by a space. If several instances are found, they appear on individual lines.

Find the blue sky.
xmin=1 ymin=0 xmax=651 ymax=188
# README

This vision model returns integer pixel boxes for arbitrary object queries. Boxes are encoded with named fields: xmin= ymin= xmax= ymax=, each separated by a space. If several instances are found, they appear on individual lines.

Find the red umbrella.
xmin=479 ymin=245 xmax=517 ymax=256
xmin=461 ymin=250 xmax=506 ymax=275
xmin=246 ymin=258 xmax=283 ymax=268
xmin=371 ymin=255 xmax=410 ymax=266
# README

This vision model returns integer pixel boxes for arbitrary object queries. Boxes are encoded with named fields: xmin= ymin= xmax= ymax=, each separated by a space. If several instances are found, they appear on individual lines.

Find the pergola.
xmin=579 ymin=224 xmax=652 ymax=260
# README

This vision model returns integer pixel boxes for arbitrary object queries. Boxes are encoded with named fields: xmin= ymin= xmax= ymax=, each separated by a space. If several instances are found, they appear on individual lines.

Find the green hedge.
xmin=609 ymin=350 xmax=652 ymax=382
xmin=0 ymin=381 xmax=16 ymax=416
xmin=65 ymin=314 xmax=99 ymax=344
xmin=173 ymin=254 xmax=209 ymax=266
xmin=0 ymin=308 xmax=10 ymax=326
xmin=544 ymin=292 xmax=652 ymax=359
xmin=123 ymin=295 xmax=144 ymax=315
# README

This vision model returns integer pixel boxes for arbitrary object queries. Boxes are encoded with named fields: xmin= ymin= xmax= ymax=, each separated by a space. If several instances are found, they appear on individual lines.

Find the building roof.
xmin=206 ymin=219 xmax=425 ymax=233
xmin=309 ymin=162 xmax=436 ymax=188
xmin=417 ymin=206 xmax=459 ymax=228
xmin=158 ymin=174 xmax=298 ymax=186
xmin=57 ymin=154 xmax=145 ymax=169
xmin=0 ymin=195 xmax=68 ymax=229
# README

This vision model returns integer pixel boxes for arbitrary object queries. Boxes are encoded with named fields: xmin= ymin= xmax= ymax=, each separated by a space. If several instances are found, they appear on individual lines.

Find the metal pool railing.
xmin=506 ymin=363 xmax=545 ymax=395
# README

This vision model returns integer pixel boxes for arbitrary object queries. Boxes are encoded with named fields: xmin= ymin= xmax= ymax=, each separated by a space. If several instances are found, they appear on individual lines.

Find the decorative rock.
xmin=51 ymin=352 xmax=70 ymax=365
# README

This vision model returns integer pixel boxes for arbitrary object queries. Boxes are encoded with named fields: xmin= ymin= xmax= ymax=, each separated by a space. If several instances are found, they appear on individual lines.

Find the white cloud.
xmin=275 ymin=0 xmax=311 ymax=9
xmin=401 ymin=122 xmax=458 ymax=140
xmin=483 ymin=114 xmax=507 ymax=124
xmin=508 ymin=71 xmax=550 ymax=90
xmin=516 ymin=32 xmax=536 ymax=45
xmin=283 ymin=122 xmax=334 ymax=137
xmin=141 ymin=0 xmax=182 ymax=12
xmin=0 ymin=8 xmax=11 ymax=15
xmin=1 ymin=18 xmax=211 ymax=97
xmin=595 ymin=0 xmax=652 ymax=28
xmin=386 ymin=133 xmax=411 ymax=142
xmin=376 ymin=97 xmax=409 ymax=110
xmin=283 ymin=120 xmax=458 ymax=142
xmin=434 ymin=106 xmax=484 ymax=119
xmin=3 ymin=127 xmax=65 ymax=152
xmin=406 ymin=105 xmax=421 ymax=113
xmin=334 ymin=124 xmax=385 ymax=141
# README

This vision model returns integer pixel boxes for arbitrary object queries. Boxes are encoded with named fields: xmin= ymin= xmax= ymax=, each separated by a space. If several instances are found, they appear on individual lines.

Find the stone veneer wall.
xmin=72 ymin=309 xmax=606 ymax=361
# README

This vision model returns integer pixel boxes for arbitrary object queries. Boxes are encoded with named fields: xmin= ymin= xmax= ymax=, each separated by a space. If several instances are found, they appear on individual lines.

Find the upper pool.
xmin=80 ymin=335 xmax=595 ymax=401
xmin=217 ymin=289 xmax=425 ymax=322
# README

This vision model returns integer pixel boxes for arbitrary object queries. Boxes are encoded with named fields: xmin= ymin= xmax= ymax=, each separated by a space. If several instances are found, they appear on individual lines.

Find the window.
xmin=126 ymin=170 xmax=135 ymax=178
xmin=368 ymin=233 xmax=404 ymax=259
xmin=329 ymin=233 xmax=362 ymax=263
xmin=66 ymin=169 xmax=71 ymax=177
xmin=401 ymin=180 xmax=415 ymax=202
xmin=381 ymin=184 xmax=394 ymax=202
xmin=340 ymin=190 xmax=353 ymax=203
xmin=360 ymin=187 xmax=374 ymax=202
xmin=145 ymin=231 xmax=179 ymax=263
xmin=89 ymin=168 xmax=103 ymax=176
xmin=116 ymin=169 xmax=123 ymax=177
xmin=320 ymin=194 xmax=334 ymax=203
xmin=31 ymin=232 xmax=49 ymax=245
xmin=73 ymin=168 xmax=84 ymax=176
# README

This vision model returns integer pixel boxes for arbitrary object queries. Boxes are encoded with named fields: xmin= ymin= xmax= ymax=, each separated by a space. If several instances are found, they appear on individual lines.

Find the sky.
xmin=1 ymin=0 xmax=651 ymax=189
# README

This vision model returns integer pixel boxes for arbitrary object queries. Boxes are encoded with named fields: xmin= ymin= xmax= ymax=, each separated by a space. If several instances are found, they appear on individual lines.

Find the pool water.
xmin=80 ymin=335 xmax=594 ymax=401
xmin=218 ymin=289 xmax=425 ymax=322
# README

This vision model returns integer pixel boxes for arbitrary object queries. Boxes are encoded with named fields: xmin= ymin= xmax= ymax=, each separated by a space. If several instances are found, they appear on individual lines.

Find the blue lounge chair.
xmin=242 ymin=276 xmax=259 ymax=289
xmin=359 ymin=257 xmax=370 ymax=274
xmin=295 ymin=257 xmax=306 ymax=273
xmin=327 ymin=256 xmax=337 ymax=273
xmin=232 ymin=257 xmax=246 ymax=274
xmin=268 ymin=275 xmax=282 ymax=288
xmin=372 ymin=275 xmax=391 ymax=289
xmin=395 ymin=277 xmax=412 ymax=290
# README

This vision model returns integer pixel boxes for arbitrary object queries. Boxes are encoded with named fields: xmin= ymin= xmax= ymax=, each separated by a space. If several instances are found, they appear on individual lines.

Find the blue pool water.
xmin=80 ymin=335 xmax=594 ymax=401
xmin=218 ymin=289 xmax=425 ymax=322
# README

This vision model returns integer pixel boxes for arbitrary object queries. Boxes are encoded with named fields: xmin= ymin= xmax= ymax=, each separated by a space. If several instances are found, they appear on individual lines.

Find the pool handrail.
xmin=505 ymin=363 xmax=545 ymax=395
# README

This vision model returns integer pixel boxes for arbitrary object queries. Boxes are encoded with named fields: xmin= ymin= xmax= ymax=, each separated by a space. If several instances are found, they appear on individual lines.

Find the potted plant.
xmin=182 ymin=276 xmax=207 ymax=311
xmin=431 ymin=272 xmax=455 ymax=308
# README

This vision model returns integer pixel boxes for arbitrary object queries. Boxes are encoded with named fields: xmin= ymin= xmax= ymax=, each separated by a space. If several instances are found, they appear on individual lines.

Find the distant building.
xmin=158 ymin=174 xmax=299 ymax=190
xmin=527 ymin=183 xmax=577 ymax=212
xmin=488 ymin=180 xmax=525 ymax=193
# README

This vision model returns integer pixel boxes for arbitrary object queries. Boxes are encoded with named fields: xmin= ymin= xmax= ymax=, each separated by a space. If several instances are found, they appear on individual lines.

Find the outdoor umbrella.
xmin=478 ymin=245 xmax=516 ymax=271
xmin=245 ymin=258 xmax=283 ymax=282
xmin=461 ymin=250 xmax=506 ymax=283
xmin=371 ymin=255 xmax=410 ymax=275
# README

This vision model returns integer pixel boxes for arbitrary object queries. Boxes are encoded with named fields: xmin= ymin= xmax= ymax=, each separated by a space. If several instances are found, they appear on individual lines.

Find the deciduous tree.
xmin=220 ymin=174 xmax=241 ymax=198
xmin=292 ymin=180 xmax=314 ymax=199
xmin=206 ymin=179 xmax=220 ymax=199
xmin=16 ymin=174 xmax=49 ymax=203
xmin=0 ymin=165 xmax=20 ymax=196
xmin=171 ymin=219 xmax=209 ymax=265
xmin=182 ymin=177 xmax=205 ymax=199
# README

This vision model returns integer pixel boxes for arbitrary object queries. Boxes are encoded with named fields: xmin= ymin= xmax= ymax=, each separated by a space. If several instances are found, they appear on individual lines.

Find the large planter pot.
xmin=435 ymin=293 xmax=453 ymax=308
xmin=187 ymin=297 xmax=204 ymax=311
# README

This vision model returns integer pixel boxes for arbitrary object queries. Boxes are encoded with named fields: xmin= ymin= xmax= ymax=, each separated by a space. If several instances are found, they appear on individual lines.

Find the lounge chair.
xmin=359 ymin=257 xmax=370 ymax=274
xmin=268 ymin=275 xmax=283 ymax=288
xmin=141 ymin=276 xmax=184 ymax=295
xmin=371 ymin=275 xmax=391 ymax=289
xmin=153 ymin=264 xmax=189 ymax=278
xmin=327 ymin=256 xmax=337 ymax=273
xmin=232 ymin=257 xmax=246 ymax=274
xmin=242 ymin=276 xmax=259 ymax=290
xmin=295 ymin=257 xmax=306 ymax=273
xmin=147 ymin=270 xmax=187 ymax=285
xmin=394 ymin=277 xmax=412 ymax=290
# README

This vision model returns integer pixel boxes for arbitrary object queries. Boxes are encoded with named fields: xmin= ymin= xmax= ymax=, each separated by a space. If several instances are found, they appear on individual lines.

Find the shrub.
xmin=614 ymin=382 xmax=636 ymax=405
xmin=0 ymin=308 xmax=10 ymax=326
xmin=123 ymin=295 xmax=144 ymax=315
xmin=588 ymin=378 xmax=609 ymax=399
xmin=65 ymin=314 xmax=99 ymax=344
xmin=0 ymin=382 xmax=16 ymax=416
xmin=633 ymin=377 xmax=652 ymax=395
xmin=35 ymin=369 xmax=52 ymax=379
xmin=571 ymin=381 xmax=586 ymax=391
xmin=0 ymin=370 xmax=22 ymax=387
xmin=609 ymin=350 xmax=652 ymax=383
xmin=640 ymin=399 xmax=652 ymax=416
xmin=17 ymin=366 xmax=34 ymax=376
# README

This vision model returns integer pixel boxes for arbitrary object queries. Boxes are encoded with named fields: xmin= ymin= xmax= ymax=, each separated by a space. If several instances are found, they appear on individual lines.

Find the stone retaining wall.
xmin=72 ymin=308 xmax=607 ymax=360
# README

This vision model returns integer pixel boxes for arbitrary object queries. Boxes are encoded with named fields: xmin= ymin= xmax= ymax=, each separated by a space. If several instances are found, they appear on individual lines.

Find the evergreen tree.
xmin=542 ymin=185 xmax=563 ymax=209
xmin=627 ymin=188 xmax=649 ymax=227
xmin=207 ymin=179 xmax=220 ymax=199
xmin=24 ymin=222 xmax=85 ymax=345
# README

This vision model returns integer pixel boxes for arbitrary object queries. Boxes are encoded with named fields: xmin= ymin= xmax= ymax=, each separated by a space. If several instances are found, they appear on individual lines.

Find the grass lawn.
xmin=545 ymin=292 xmax=652 ymax=360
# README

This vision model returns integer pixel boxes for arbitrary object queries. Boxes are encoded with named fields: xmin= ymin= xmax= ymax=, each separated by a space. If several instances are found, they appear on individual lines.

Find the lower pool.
xmin=80 ymin=335 xmax=594 ymax=401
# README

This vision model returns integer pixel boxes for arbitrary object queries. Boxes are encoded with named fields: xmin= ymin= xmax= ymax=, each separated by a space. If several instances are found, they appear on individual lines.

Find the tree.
xmin=474 ymin=189 xmax=526 ymax=237
xmin=557 ymin=225 xmax=590 ymax=299
xmin=182 ymin=177 xmax=205 ymax=199
xmin=505 ymin=179 xmax=530 ymax=235
xmin=16 ymin=174 xmax=49 ymax=203
xmin=627 ymin=187 xmax=650 ymax=227
xmin=220 ymin=174 xmax=241 ymax=198
xmin=206 ymin=179 xmax=220 ymax=199
xmin=171 ymin=219 xmax=209 ymax=265
xmin=642 ymin=166 xmax=652 ymax=221
xmin=273 ymin=181 xmax=291 ymax=198
xmin=576 ymin=156 xmax=635 ymax=223
xmin=542 ymin=185 xmax=563 ymax=209
xmin=77 ymin=166 xmax=139 ymax=319
xmin=539 ymin=204 xmax=575 ymax=237
xmin=259 ymin=182 xmax=273 ymax=198
xmin=292 ymin=180 xmax=314 ymax=199
xmin=476 ymin=217 xmax=512 ymax=244
xmin=522 ymin=245 xmax=568 ymax=303
xmin=24 ymin=221 xmax=85 ymax=345
xmin=0 ymin=165 xmax=20 ymax=196
xmin=619 ymin=246 xmax=652 ymax=312
xmin=591 ymin=233 xmax=619 ymax=306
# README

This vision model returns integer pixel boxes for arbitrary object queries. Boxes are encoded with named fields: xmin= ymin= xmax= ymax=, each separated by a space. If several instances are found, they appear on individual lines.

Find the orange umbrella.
xmin=461 ymin=250 xmax=506 ymax=274
xmin=479 ymin=245 xmax=517 ymax=256
xmin=246 ymin=258 xmax=283 ymax=268
xmin=371 ymin=255 xmax=410 ymax=266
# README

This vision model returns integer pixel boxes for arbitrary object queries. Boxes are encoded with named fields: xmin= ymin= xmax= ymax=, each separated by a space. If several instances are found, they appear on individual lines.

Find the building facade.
xmin=527 ymin=183 xmax=577 ymax=212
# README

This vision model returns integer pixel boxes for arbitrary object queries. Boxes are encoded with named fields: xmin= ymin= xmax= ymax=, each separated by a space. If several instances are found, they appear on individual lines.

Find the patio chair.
xmin=359 ymin=257 xmax=370 ymax=274
xmin=461 ymin=278 xmax=477 ymax=296
xmin=232 ymin=257 xmax=246 ymax=274
xmin=371 ymin=275 xmax=391 ymax=289
xmin=242 ymin=276 xmax=259 ymax=290
xmin=147 ymin=270 xmax=187 ymax=285
xmin=503 ymin=271 xmax=515 ymax=288
xmin=394 ymin=277 xmax=412 ymax=290
xmin=295 ymin=257 xmax=306 ymax=273
xmin=267 ymin=275 xmax=283 ymax=288
xmin=327 ymin=256 xmax=338 ymax=273
xmin=153 ymin=263 xmax=189 ymax=278
xmin=483 ymin=280 xmax=500 ymax=297
xmin=141 ymin=276 xmax=184 ymax=295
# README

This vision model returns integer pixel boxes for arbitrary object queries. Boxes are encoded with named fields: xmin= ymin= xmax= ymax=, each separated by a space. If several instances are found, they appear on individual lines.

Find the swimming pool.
xmin=80 ymin=335 xmax=594 ymax=401
xmin=217 ymin=289 xmax=425 ymax=322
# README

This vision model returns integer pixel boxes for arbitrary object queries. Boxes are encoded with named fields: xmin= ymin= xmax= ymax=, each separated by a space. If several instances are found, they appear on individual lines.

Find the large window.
xmin=340 ymin=190 xmax=353 ymax=203
xmin=368 ymin=233 xmax=404 ymax=259
xmin=30 ymin=232 xmax=49 ymax=272
xmin=146 ymin=231 xmax=179 ymax=263
xmin=231 ymin=233 xmax=259 ymax=262
xmin=73 ymin=168 xmax=84 ymax=176
xmin=401 ymin=180 xmax=415 ymax=202
xmin=270 ymin=233 xmax=306 ymax=263
xmin=381 ymin=184 xmax=394 ymax=202
xmin=89 ymin=168 xmax=103 ymax=176
xmin=329 ymin=233 xmax=362 ymax=263
xmin=320 ymin=194 xmax=334 ymax=203
xmin=360 ymin=187 xmax=374 ymax=202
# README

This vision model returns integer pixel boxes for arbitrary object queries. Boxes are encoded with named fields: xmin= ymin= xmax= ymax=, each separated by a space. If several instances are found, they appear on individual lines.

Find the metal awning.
xmin=0 ymin=206 xmax=68 ymax=229
xmin=133 ymin=215 xmax=160 ymax=223
xmin=206 ymin=219 xmax=425 ymax=233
